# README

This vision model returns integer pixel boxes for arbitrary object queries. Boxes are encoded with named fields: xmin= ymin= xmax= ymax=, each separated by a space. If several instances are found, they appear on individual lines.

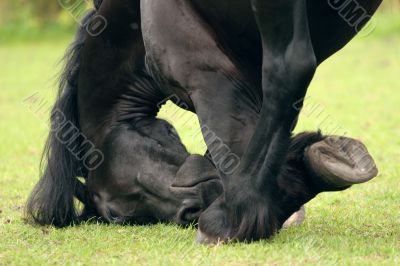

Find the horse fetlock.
xmin=197 ymin=193 xmax=279 ymax=244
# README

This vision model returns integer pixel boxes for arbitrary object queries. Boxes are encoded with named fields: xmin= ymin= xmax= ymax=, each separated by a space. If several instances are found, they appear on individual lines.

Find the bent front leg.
xmin=241 ymin=0 xmax=317 ymax=188
xmin=198 ymin=130 xmax=378 ymax=243
xmin=141 ymin=0 xmax=378 ymax=243
xmin=198 ymin=0 xmax=318 ymax=242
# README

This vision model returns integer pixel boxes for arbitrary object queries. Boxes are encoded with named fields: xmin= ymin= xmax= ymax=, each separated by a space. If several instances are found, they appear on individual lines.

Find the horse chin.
xmin=305 ymin=136 xmax=378 ymax=188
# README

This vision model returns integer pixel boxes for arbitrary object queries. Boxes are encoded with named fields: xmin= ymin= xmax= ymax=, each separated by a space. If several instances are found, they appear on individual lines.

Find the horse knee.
xmin=262 ymin=44 xmax=316 ymax=102
xmin=286 ymin=41 xmax=317 ymax=87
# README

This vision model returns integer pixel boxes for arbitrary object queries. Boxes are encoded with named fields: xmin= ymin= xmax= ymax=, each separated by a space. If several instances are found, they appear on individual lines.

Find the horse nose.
xmin=176 ymin=199 xmax=203 ymax=225
xmin=92 ymin=192 xmax=123 ymax=223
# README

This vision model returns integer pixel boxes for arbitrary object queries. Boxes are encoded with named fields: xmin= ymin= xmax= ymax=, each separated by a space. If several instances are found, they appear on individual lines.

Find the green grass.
xmin=0 ymin=13 xmax=399 ymax=266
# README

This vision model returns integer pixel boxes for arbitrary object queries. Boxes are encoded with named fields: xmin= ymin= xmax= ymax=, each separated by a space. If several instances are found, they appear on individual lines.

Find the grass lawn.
xmin=0 ymin=12 xmax=399 ymax=266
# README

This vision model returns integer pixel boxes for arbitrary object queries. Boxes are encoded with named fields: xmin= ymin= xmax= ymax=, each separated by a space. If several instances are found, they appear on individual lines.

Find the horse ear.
xmin=172 ymin=155 xmax=223 ymax=225
xmin=170 ymin=155 xmax=222 ymax=206
xmin=172 ymin=155 xmax=219 ymax=188
xmin=93 ymin=0 xmax=103 ymax=10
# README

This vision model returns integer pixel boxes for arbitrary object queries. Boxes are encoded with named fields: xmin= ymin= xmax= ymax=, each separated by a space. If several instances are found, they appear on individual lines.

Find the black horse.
xmin=27 ymin=0 xmax=381 ymax=243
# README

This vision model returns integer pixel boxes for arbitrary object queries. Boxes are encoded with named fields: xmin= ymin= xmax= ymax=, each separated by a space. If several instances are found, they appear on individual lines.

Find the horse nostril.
xmin=178 ymin=201 xmax=203 ymax=225
xmin=91 ymin=193 xmax=124 ymax=222
xmin=108 ymin=208 xmax=120 ymax=220
xmin=183 ymin=207 xmax=202 ymax=222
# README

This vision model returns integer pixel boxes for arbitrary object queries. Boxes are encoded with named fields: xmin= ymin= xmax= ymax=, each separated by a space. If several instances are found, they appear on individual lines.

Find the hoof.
xmin=282 ymin=206 xmax=306 ymax=229
xmin=196 ymin=230 xmax=226 ymax=245
xmin=306 ymin=136 xmax=378 ymax=188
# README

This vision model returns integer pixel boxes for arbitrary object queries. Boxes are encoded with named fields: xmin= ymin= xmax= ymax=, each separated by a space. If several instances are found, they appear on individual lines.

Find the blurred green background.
xmin=0 ymin=0 xmax=94 ymax=42
xmin=0 ymin=0 xmax=399 ymax=43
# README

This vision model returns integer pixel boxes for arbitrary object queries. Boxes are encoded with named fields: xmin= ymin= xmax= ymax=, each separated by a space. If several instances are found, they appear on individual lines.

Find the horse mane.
xmin=25 ymin=9 xmax=98 ymax=227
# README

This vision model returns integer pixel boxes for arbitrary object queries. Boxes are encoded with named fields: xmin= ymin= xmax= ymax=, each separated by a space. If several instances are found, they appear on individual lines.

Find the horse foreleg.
xmin=198 ymin=0 xmax=319 ymax=243
xmin=198 ymin=0 xmax=378 ymax=243
xmin=141 ymin=0 xmax=378 ymax=243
